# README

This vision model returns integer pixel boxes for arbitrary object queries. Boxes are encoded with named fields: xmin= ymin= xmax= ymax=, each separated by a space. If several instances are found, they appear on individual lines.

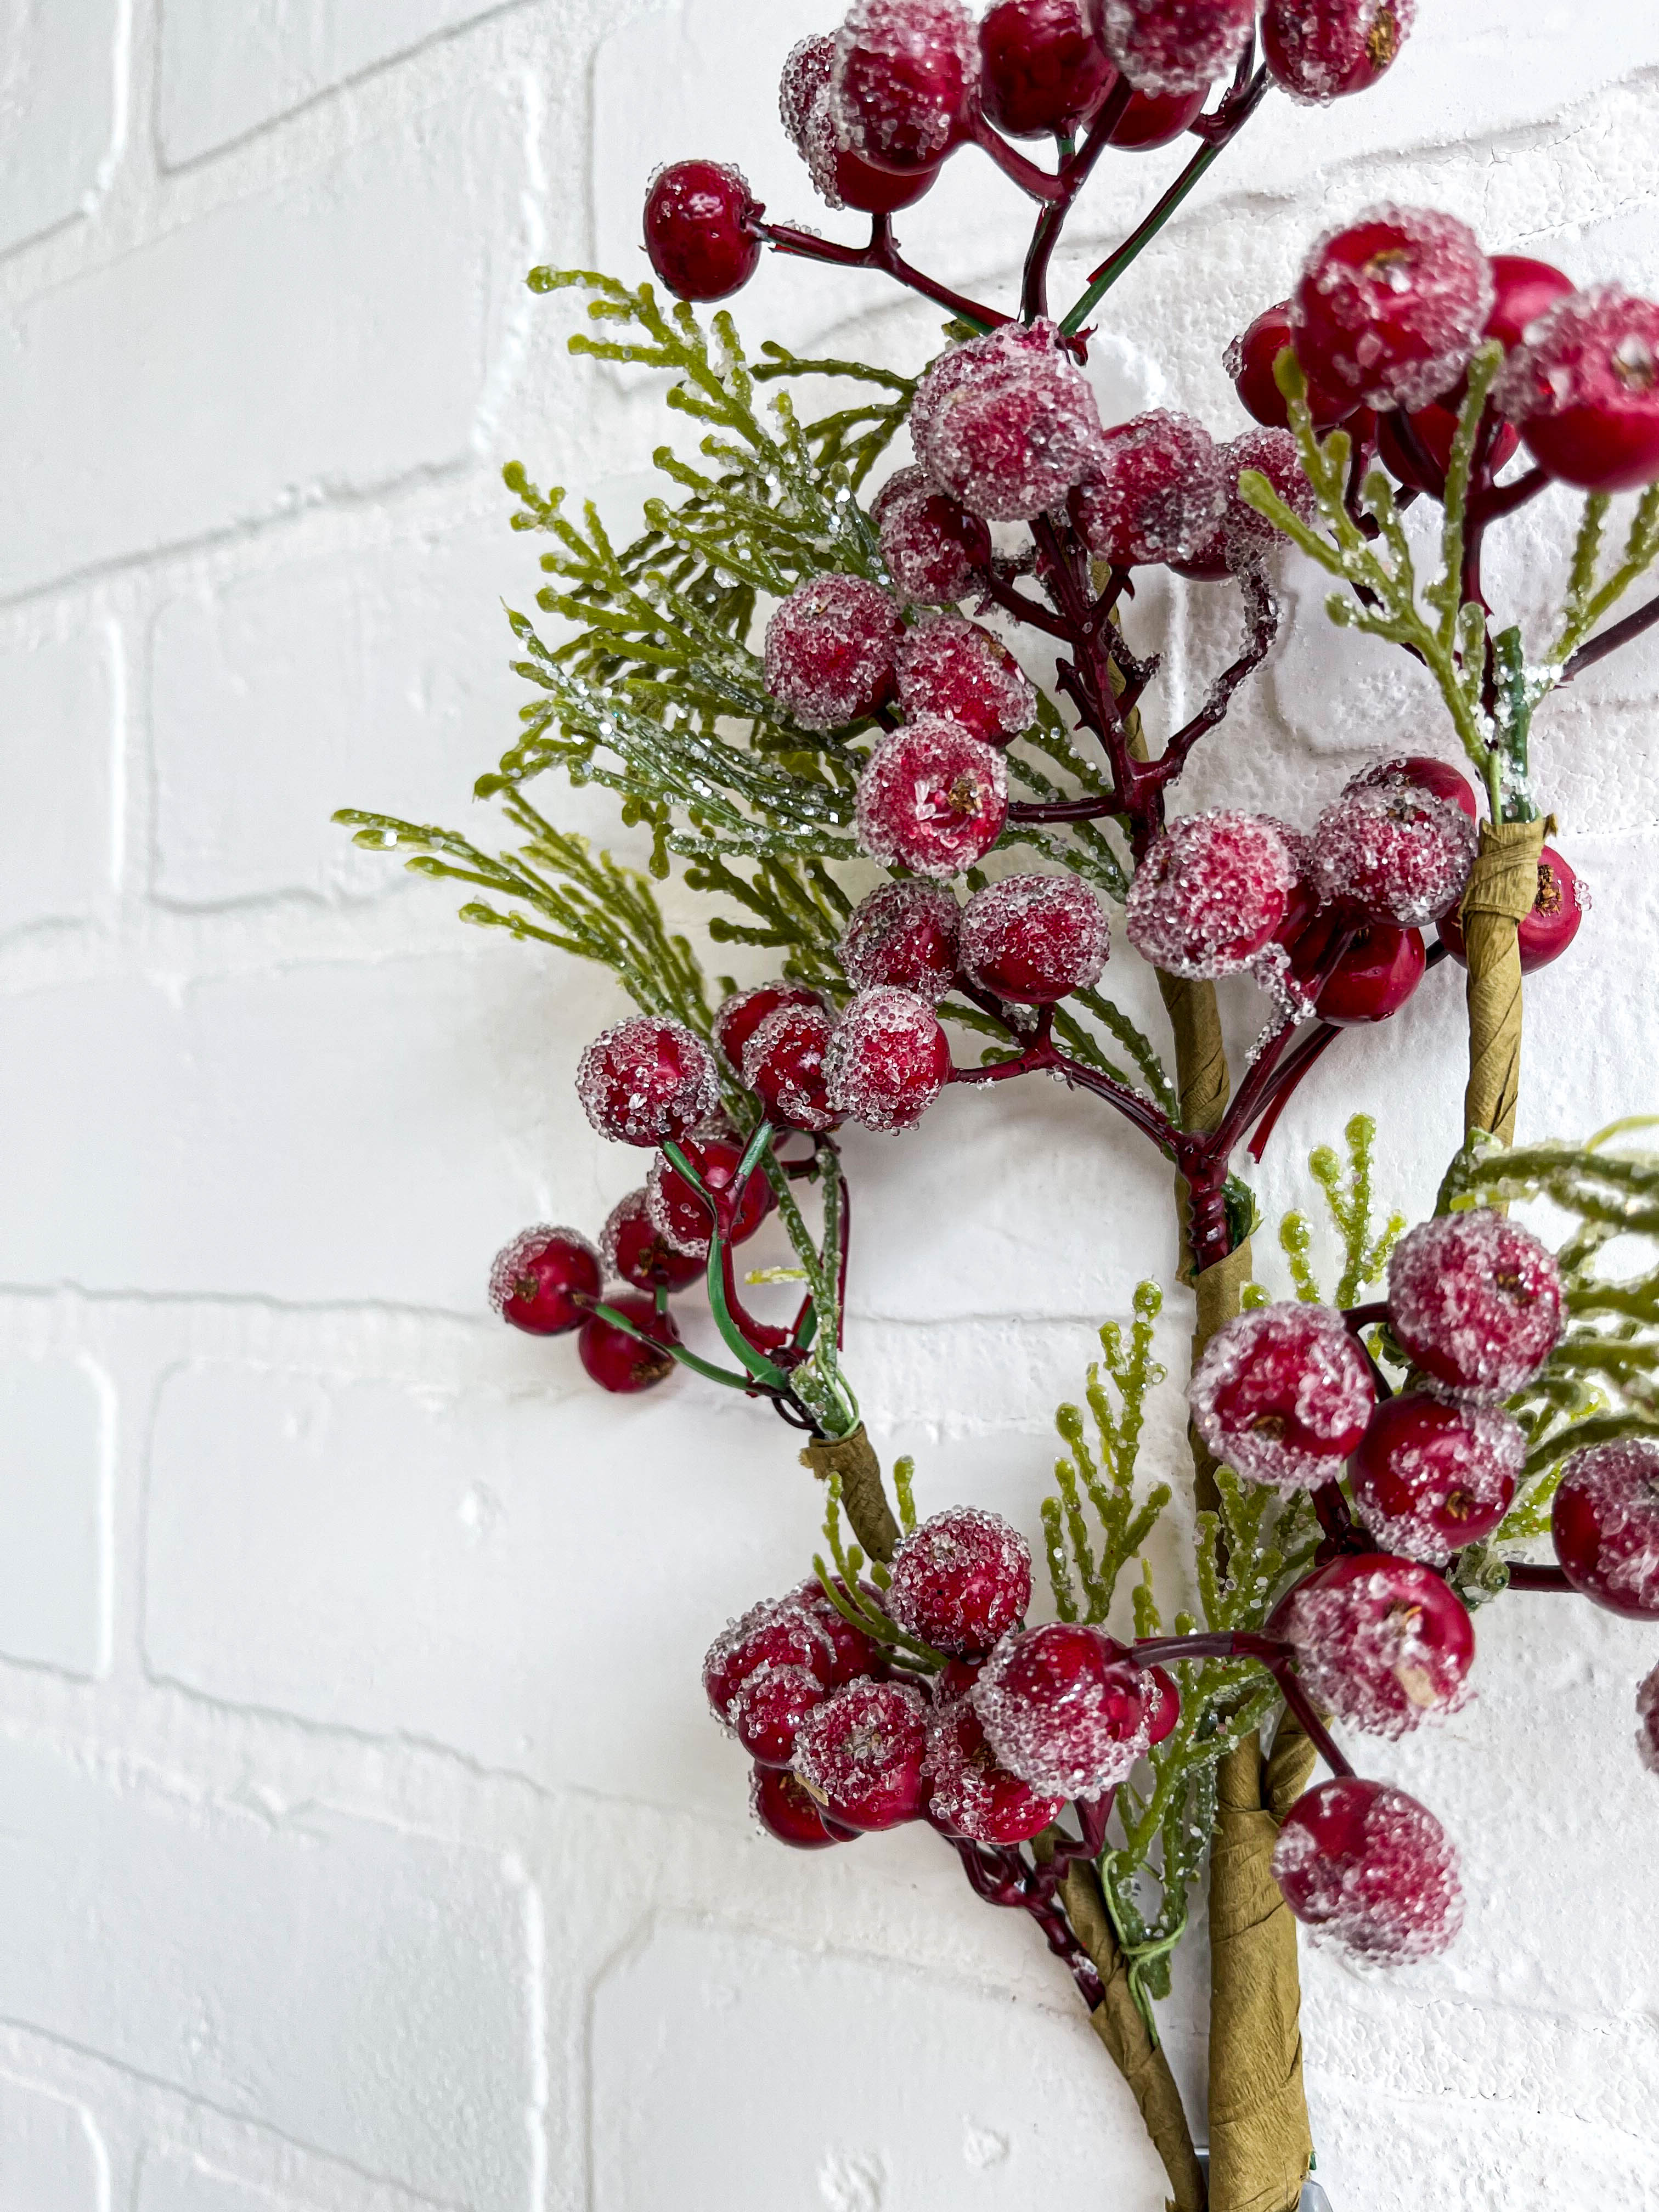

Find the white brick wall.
xmin=3 ymin=3 xmax=1658 ymax=2208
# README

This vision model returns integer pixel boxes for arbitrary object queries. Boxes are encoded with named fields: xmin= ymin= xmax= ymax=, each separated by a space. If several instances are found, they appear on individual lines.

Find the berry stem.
xmin=1504 ymin=1562 xmax=1578 ymax=1592
xmin=1562 ymin=586 xmax=1659 ymax=680
xmin=967 ymin=115 xmax=1071 ymax=206
xmin=947 ymin=1836 xmax=1109 ymax=2006
xmin=1266 ymin=1659 xmax=1355 ymax=1781
xmin=582 ymin=1297 xmax=757 ymax=1393
xmin=1019 ymin=77 xmax=1137 ymax=321
xmin=753 ymin=213 xmax=1003 ymax=334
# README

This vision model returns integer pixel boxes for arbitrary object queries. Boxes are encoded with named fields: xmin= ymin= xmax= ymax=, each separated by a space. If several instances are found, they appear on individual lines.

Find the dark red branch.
xmin=754 ymin=213 xmax=1005 ymax=332
xmin=1505 ymin=1563 xmax=1577 ymax=1592
xmin=1020 ymin=76 xmax=1136 ymax=320
xmin=1563 ymin=590 xmax=1659 ymax=681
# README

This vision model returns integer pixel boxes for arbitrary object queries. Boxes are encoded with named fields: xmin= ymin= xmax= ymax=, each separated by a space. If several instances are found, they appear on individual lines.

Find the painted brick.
xmin=0 ymin=2076 xmax=105 ymax=2212
xmin=0 ymin=624 xmax=117 ymax=932
xmin=137 ymin=2146 xmax=312 ymax=2212
xmin=0 ymin=1358 xmax=110 ymax=1679
xmin=0 ymin=0 xmax=122 ymax=256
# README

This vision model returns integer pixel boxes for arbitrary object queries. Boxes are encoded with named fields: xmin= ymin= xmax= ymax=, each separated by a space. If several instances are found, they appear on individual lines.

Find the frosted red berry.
xmin=1107 ymin=82 xmax=1207 ymax=146
xmin=825 ymin=986 xmax=953 ymax=1132
xmin=731 ymin=1663 xmax=829 ymax=1765
xmin=1294 ymin=206 xmax=1494 ymax=413
xmin=978 ymin=0 xmax=1114 ymax=138
xmin=791 ymin=1577 xmax=884 ymax=1686
xmin=1272 ymin=1777 xmax=1463 ymax=1963
xmin=1551 ymin=1438 xmax=1659 ymax=1619
xmin=642 ymin=161 xmax=762 ymax=303
xmin=752 ymin=1763 xmax=853 ymax=1849
xmin=1188 ymin=1301 xmax=1375 ymax=1492
xmin=1177 ymin=427 xmax=1315 ymax=575
xmin=1345 ymin=752 xmax=1478 ymax=821
xmin=742 ymin=1001 xmax=840 ymax=1133
xmin=1094 ymin=0 xmax=1254 ymax=96
xmin=961 ymin=872 xmax=1110 ymax=1003
xmin=1437 ymin=845 xmax=1584 ymax=973
xmin=1071 ymin=410 xmax=1225 ymax=568
xmin=488 ymin=1226 xmax=601 ymax=1336
xmin=972 ymin=1621 xmax=1150 ymax=1797
xmin=647 ymin=1131 xmax=774 ymax=1259
xmin=785 ymin=35 xmax=943 ymax=213
xmin=885 ymin=1506 xmax=1033 ymax=1654
xmin=1482 ymin=252 xmax=1574 ymax=357
xmin=1125 ymin=812 xmax=1302 ymax=980
xmin=872 ymin=465 xmax=991 ymax=603
xmin=1226 ymin=300 xmax=1358 ymax=430
xmin=714 ymin=980 xmax=823 ymax=1073
xmin=600 ymin=1188 xmax=705 ymax=1293
xmin=793 ymin=1678 xmax=929 ymax=1831
xmin=1498 ymin=287 xmax=1659 ymax=492
xmin=1268 ymin=1553 xmax=1475 ymax=1737
xmin=1261 ymin=0 xmax=1415 ymax=104
xmin=764 ymin=574 xmax=904 ymax=732
xmin=577 ymin=1016 xmax=720 ymax=1147
xmin=832 ymin=0 xmax=980 ymax=172
xmin=896 ymin=615 xmax=1036 ymax=747
xmin=1386 ymin=1209 xmax=1564 ymax=1396
xmin=1309 ymin=784 xmax=1477 ymax=927
xmin=1638 ymin=1664 xmax=1659 ymax=1779
xmin=1376 ymin=400 xmax=1519 ymax=493
xmin=840 ymin=879 xmax=962 ymax=1003
xmin=855 ymin=718 xmax=1009 ymax=878
xmin=1302 ymin=918 xmax=1426 ymax=1026
xmin=1142 ymin=1665 xmax=1181 ymax=1746
xmin=704 ymin=1599 xmax=836 ymax=1724
xmin=1350 ymin=1393 xmax=1524 ymax=1565
xmin=910 ymin=320 xmax=1104 ymax=522
xmin=577 ymin=1291 xmax=681 ymax=1393
xmin=924 ymin=1701 xmax=1068 ymax=1843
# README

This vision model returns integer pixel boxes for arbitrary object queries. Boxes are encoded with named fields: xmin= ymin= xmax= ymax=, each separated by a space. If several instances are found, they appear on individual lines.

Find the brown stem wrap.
xmin=1189 ymin=1240 xmax=1256 ymax=1515
xmin=1460 ymin=816 xmax=1550 ymax=1146
xmin=800 ymin=1426 xmax=900 ymax=1564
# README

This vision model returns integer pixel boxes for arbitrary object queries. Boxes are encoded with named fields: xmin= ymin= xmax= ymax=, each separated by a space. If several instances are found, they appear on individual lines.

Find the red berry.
xmin=896 ymin=614 xmax=1036 ymax=746
xmin=751 ymin=1763 xmax=853 ymax=1848
xmin=1175 ymin=427 xmax=1316 ymax=577
xmin=577 ymin=1016 xmax=720 ymax=1147
xmin=1551 ymin=1439 xmax=1659 ymax=1618
xmin=972 ymin=1621 xmax=1150 ymax=1797
xmin=742 ymin=1002 xmax=840 ymax=1133
xmin=704 ymin=1600 xmax=837 ymax=1723
xmin=764 ymin=574 xmax=904 ymax=732
xmin=1386 ymin=1209 xmax=1564 ymax=1396
xmin=647 ymin=1131 xmax=774 ymax=1258
xmin=1497 ymin=288 xmax=1659 ymax=493
xmin=1285 ymin=909 xmax=1426 ymax=1025
xmin=1309 ymin=784 xmax=1477 ymax=927
xmin=978 ymin=0 xmax=1114 ymax=138
xmin=642 ymin=161 xmax=761 ymax=303
xmin=855 ymin=718 xmax=1009 ymax=878
xmin=1638 ymin=1664 xmax=1659 ymax=1779
xmin=791 ymin=1577 xmax=884 ymax=1686
xmin=840 ymin=879 xmax=962 ymax=1003
xmin=1125 ymin=811 xmax=1302 ymax=979
xmin=1189 ymin=1301 xmax=1376 ymax=1491
xmin=1143 ymin=1665 xmax=1181 ymax=1746
xmin=924 ymin=1701 xmax=1068 ymax=1843
xmin=731 ymin=1664 xmax=829 ymax=1765
xmin=780 ymin=33 xmax=836 ymax=144
xmin=784 ymin=36 xmax=943 ymax=213
xmin=824 ymin=987 xmax=953 ymax=1133
xmin=1272 ymin=1776 xmax=1463 ymax=1962
xmin=1436 ymin=845 xmax=1584 ymax=973
xmin=792 ymin=1678 xmax=929 ymax=1830
xmin=1105 ymin=82 xmax=1207 ymax=146
xmin=1376 ymin=400 xmax=1519 ymax=493
xmin=713 ymin=981 xmax=824 ymax=1073
xmin=577 ymin=1291 xmax=680 ymax=1393
xmin=832 ymin=0 xmax=980 ymax=172
xmin=910 ymin=320 xmax=1105 ymax=522
xmin=488 ymin=1225 xmax=601 ymax=1336
xmin=600 ymin=1188 xmax=704 ymax=1293
xmin=1294 ymin=206 xmax=1494 ymax=414
xmin=1094 ymin=0 xmax=1253 ymax=96
xmin=1226 ymin=300 xmax=1358 ymax=429
xmin=1482 ymin=252 xmax=1574 ymax=356
xmin=886 ymin=1507 xmax=1033 ymax=1654
xmin=960 ymin=872 xmax=1110 ymax=1003
xmin=1344 ymin=752 xmax=1478 ymax=820
xmin=934 ymin=1654 xmax=985 ymax=1702
xmin=872 ymin=465 xmax=991 ymax=603
xmin=1268 ymin=1553 xmax=1475 ymax=1737
xmin=1071 ymin=410 xmax=1225 ymax=568
xmin=1350 ymin=1393 xmax=1524 ymax=1565
xmin=1261 ymin=0 xmax=1414 ymax=104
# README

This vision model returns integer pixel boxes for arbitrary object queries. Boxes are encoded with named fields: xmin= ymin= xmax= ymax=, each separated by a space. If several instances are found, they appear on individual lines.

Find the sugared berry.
xmin=764 ymin=574 xmax=904 ymax=732
xmin=979 ymin=0 xmax=1114 ymax=138
xmin=1071 ymin=410 xmax=1224 ymax=568
xmin=647 ymin=1131 xmax=774 ymax=1258
xmin=1481 ymin=252 xmax=1574 ymax=356
xmin=872 ymin=465 xmax=992 ymax=603
xmin=1261 ymin=0 xmax=1414 ymax=103
xmin=832 ymin=0 xmax=980 ymax=172
xmin=1309 ymin=784 xmax=1477 ymax=926
xmin=577 ymin=1291 xmax=681 ymax=1393
xmin=1125 ymin=811 xmax=1302 ymax=979
xmin=960 ymin=872 xmax=1110 ymax=1003
xmin=855 ymin=718 xmax=1009 ymax=878
xmin=1188 ymin=1301 xmax=1375 ymax=1491
xmin=1386 ymin=1210 xmax=1564 ymax=1396
xmin=791 ymin=1577 xmax=884 ymax=1686
xmin=896 ymin=614 xmax=1036 ymax=746
xmin=924 ymin=1701 xmax=1068 ymax=1843
xmin=577 ymin=1016 xmax=720 ymax=1147
xmin=1345 ymin=752 xmax=1478 ymax=821
xmin=793 ymin=1678 xmax=929 ymax=1830
xmin=1294 ymin=206 xmax=1493 ymax=413
xmin=1302 ymin=918 xmax=1426 ymax=1026
xmin=1350 ymin=1393 xmax=1525 ymax=1565
xmin=1143 ymin=1665 xmax=1181 ymax=1746
xmin=1437 ymin=845 xmax=1584 ymax=973
xmin=972 ymin=1621 xmax=1150 ymax=1797
xmin=1094 ymin=0 xmax=1254 ymax=96
xmin=642 ymin=161 xmax=762 ymax=303
xmin=1551 ymin=1438 xmax=1659 ymax=1619
xmin=704 ymin=1600 xmax=836 ymax=1723
xmin=886 ymin=1507 xmax=1033 ymax=1654
xmin=1497 ymin=287 xmax=1659 ymax=493
xmin=752 ymin=1763 xmax=853 ymax=1848
xmin=1226 ymin=300 xmax=1358 ymax=430
xmin=1268 ymin=1553 xmax=1475 ymax=1737
xmin=600 ymin=1188 xmax=705 ymax=1293
xmin=1106 ymin=82 xmax=1207 ymax=145
xmin=1638 ymin=1664 xmax=1659 ymax=1779
xmin=731 ymin=1664 xmax=829 ymax=1765
xmin=1272 ymin=1777 xmax=1463 ymax=1962
xmin=910 ymin=320 xmax=1105 ymax=522
xmin=489 ymin=1226 xmax=600 ymax=1336
xmin=785 ymin=35 xmax=943 ymax=213
xmin=742 ymin=1002 xmax=840 ymax=1132
xmin=1376 ymin=400 xmax=1519 ymax=494
xmin=825 ymin=986 xmax=954 ymax=1132
xmin=1176 ymin=427 xmax=1315 ymax=576
xmin=840 ymin=879 xmax=962 ymax=1003
xmin=714 ymin=980 xmax=823 ymax=1073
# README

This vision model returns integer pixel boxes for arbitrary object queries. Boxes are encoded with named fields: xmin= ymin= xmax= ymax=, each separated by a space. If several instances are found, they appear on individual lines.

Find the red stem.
xmin=754 ymin=212 xmax=1005 ymax=332
xmin=1563 ymin=589 xmax=1659 ymax=681
xmin=1019 ymin=76 xmax=1136 ymax=320
xmin=1505 ymin=1564 xmax=1577 ymax=1592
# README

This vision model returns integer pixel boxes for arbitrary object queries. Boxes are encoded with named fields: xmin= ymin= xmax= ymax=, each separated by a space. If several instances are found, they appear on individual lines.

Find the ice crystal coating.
xmin=1638 ymin=1664 xmax=1659 ymax=1779
xmin=1125 ymin=812 xmax=1302 ymax=979
xmin=742 ymin=1001 xmax=840 ymax=1132
xmin=576 ymin=1016 xmax=720 ymax=1147
xmin=910 ymin=320 xmax=1105 ymax=522
xmin=839 ymin=879 xmax=962 ymax=1003
xmin=1309 ymin=784 xmax=1477 ymax=926
xmin=1294 ymin=205 xmax=1494 ymax=413
xmin=978 ymin=0 xmax=1115 ymax=139
xmin=1188 ymin=1301 xmax=1375 ymax=1491
xmin=872 ymin=464 xmax=992 ymax=602
xmin=896 ymin=614 xmax=1037 ymax=746
xmin=1095 ymin=0 xmax=1255 ymax=95
xmin=791 ymin=1577 xmax=883 ymax=1686
xmin=886 ymin=1506 xmax=1034 ymax=1654
xmin=973 ymin=1622 xmax=1150 ymax=1798
xmin=831 ymin=0 xmax=980 ymax=171
xmin=647 ymin=1132 xmax=773 ymax=1259
xmin=704 ymin=1599 xmax=836 ymax=1724
xmin=923 ymin=1701 xmax=1068 ymax=1843
xmin=488 ymin=1225 xmax=601 ymax=1336
xmin=780 ymin=32 xmax=835 ymax=146
xmin=1272 ymin=1778 xmax=1464 ymax=1963
xmin=1226 ymin=299 xmax=1357 ymax=430
xmin=713 ymin=980 xmax=823 ymax=1073
xmin=1349 ymin=1394 xmax=1525 ymax=1566
xmin=1386 ymin=1209 xmax=1564 ymax=1396
xmin=751 ymin=1762 xmax=848 ymax=1849
xmin=731 ymin=1663 xmax=829 ymax=1766
xmin=824 ymin=986 xmax=953 ymax=1132
xmin=1495 ymin=286 xmax=1659 ymax=493
xmin=855 ymin=716 xmax=1009 ymax=878
xmin=600 ymin=1188 xmax=704 ymax=1294
xmin=1270 ymin=1554 xmax=1475 ymax=1737
xmin=763 ymin=574 xmax=905 ymax=731
xmin=1070 ymin=410 xmax=1226 ymax=567
xmin=1551 ymin=1438 xmax=1659 ymax=1618
xmin=792 ymin=1678 xmax=929 ymax=1831
xmin=1344 ymin=752 xmax=1477 ymax=820
xmin=1220 ymin=427 xmax=1317 ymax=557
xmin=960 ymin=872 xmax=1110 ymax=1003
xmin=1261 ymin=0 xmax=1415 ymax=104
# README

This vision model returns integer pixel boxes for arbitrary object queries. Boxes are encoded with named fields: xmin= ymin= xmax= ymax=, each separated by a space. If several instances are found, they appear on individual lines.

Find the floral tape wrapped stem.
xmin=801 ymin=1426 xmax=900 ymax=1563
xmin=1461 ymin=815 xmax=1552 ymax=1147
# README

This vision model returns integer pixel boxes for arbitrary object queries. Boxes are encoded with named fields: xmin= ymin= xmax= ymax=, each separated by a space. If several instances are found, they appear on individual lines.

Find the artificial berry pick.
xmin=489 ymin=1226 xmax=600 ymax=1336
xmin=1272 ymin=1777 xmax=1464 ymax=1963
xmin=642 ymin=161 xmax=761 ymax=301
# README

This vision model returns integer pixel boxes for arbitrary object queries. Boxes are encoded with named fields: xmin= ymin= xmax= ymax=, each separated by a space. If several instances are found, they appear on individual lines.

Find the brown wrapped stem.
xmin=1188 ymin=1239 xmax=1256 ymax=1515
xmin=1159 ymin=970 xmax=1232 ymax=1136
xmin=800 ymin=1426 xmax=899 ymax=1564
xmin=1461 ymin=816 xmax=1550 ymax=1146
